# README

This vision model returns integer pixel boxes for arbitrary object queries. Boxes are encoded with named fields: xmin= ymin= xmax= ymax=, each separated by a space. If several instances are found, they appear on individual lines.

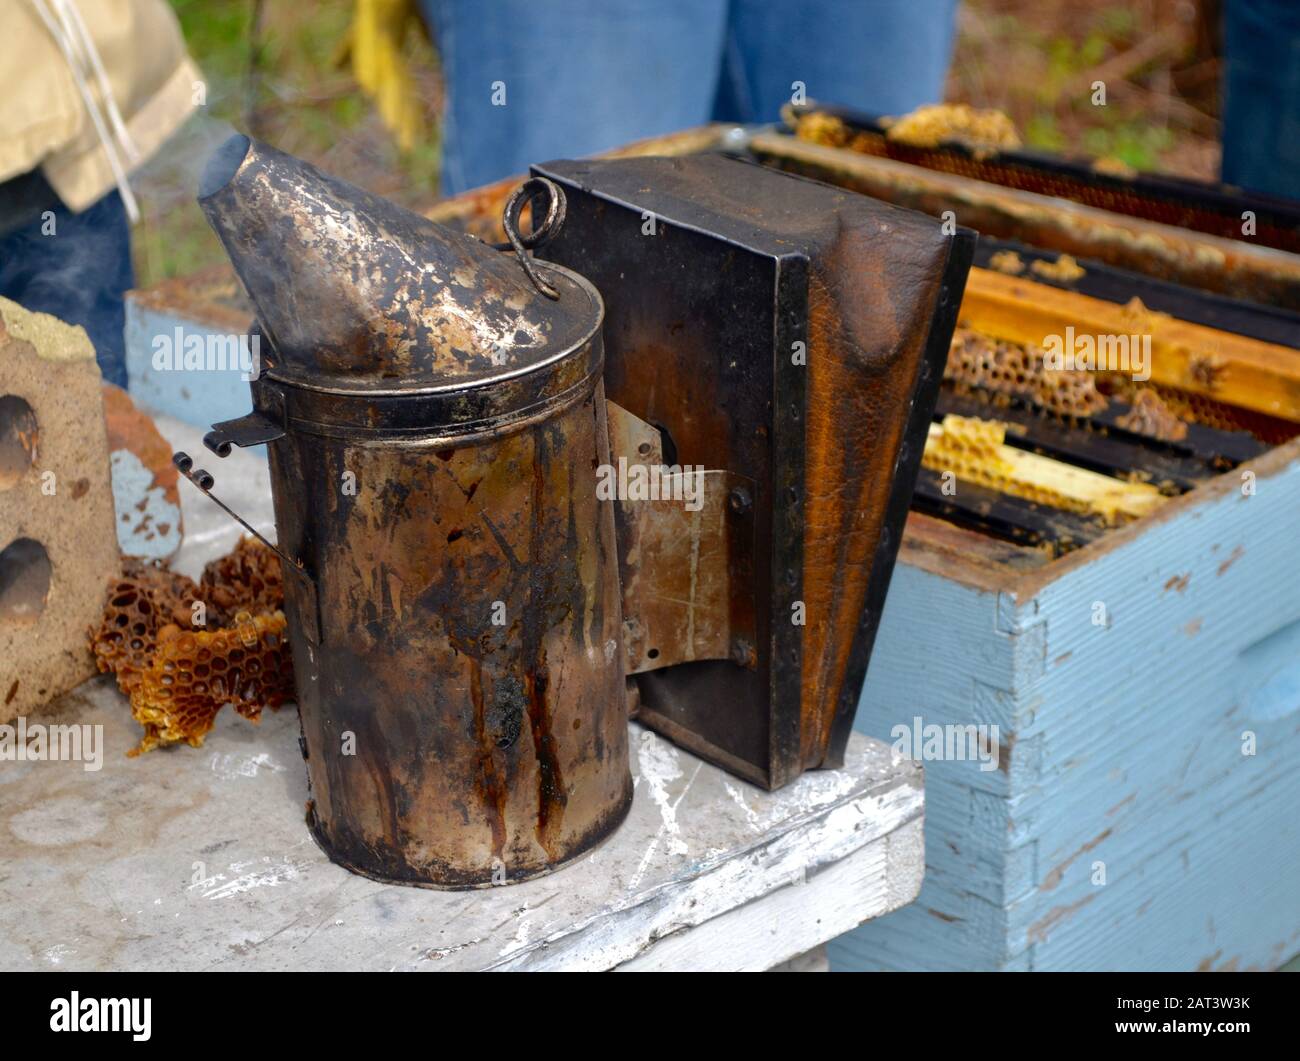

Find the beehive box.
xmin=750 ymin=119 xmax=1300 ymax=971
xmin=429 ymin=139 xmax=1300 ymax=968
xmin=830 ymin=458 xmax=1300 ymax=971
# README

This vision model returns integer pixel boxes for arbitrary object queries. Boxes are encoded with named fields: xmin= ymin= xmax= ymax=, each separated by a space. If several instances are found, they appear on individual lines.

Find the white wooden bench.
xmin=0 ymin=418 xmax=924 ymax=972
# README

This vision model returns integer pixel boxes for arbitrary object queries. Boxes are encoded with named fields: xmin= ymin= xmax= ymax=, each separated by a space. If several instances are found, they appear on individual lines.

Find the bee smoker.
xmin=183 ymin=135 xmax=632 ymax=888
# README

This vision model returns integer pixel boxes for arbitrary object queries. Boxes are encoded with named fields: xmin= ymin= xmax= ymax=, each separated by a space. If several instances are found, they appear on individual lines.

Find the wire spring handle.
xmin=493 ymin=177 xmax=567 ymax=300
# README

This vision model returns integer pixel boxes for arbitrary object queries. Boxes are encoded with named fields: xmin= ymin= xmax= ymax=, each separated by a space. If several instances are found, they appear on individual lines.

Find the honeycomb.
xmin=946 ymin=327 xmax=1109 ymax=418
xmin=1029 ymin=254 xmax=1086 ymax=284
xmin=988 ymin=249 xmax=1025 ymax=276
xmin=130 ymin=612 xmax=294 ymax=755
xmin=881 ymin=104 xmax=1021 ymax=156
xmin=200 ymin=534 xmax=285 ymax=625
xmin=788 ymin=109 xmax=1300 ymax=252
xmin=1104 ymin=376 xmax=1298 ymax=445
xmin=89 ymin=537 xmax=293 ymax=754
xmin=794 ymin=110 xmax=853 ymax=149
xmin=923 ymin=414 xmax=1165 ymax=525
xmin=91 ymin=559 xmax=204 ymax=695
xmin=925 ymin=414 xmax=1018 ymax=488
xmin=945 ymin=327 xmax=1208 ymax=446
xmin=794 ymin=104 xmax=1022 ymax=161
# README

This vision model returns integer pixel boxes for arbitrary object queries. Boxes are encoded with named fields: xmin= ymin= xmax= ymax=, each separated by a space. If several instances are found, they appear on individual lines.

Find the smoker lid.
xmin=198 ymin=135 xmax=601 ymax=392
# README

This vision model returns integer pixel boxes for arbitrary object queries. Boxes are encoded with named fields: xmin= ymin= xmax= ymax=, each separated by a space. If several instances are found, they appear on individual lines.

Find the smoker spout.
xmin=197 ymin=134 xmax=573 ymax=387
xmin=199 ymin=133 xmax=251 ymax=198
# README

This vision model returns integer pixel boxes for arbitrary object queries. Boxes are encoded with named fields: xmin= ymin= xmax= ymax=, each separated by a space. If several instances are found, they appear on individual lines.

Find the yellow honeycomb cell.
xmin=923 ymin=414 xmax=1166 ymax=525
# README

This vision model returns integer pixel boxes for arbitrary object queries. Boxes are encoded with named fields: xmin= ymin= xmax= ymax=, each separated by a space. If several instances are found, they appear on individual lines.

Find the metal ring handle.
xmin=492 ymin=177 xmax=567 ymax=300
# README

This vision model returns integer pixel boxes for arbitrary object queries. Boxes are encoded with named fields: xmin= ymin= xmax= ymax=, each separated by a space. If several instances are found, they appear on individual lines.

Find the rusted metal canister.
xmin=194 ymin=136 xmax=631 ymax=887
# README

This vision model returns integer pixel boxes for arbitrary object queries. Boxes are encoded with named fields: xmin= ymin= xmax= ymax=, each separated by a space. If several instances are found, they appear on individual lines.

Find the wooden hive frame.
xmin=961 ymin=269 xmax=1300 ymax=422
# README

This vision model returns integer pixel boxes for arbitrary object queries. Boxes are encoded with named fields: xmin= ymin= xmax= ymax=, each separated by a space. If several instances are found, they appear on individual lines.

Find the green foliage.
xmin=170 ymin=0 xmax=250 ymax=98
xmin=1025 ymin=112 xmax=1067 ymax=152
xmin=978 ymin=3 xmax=1185 ymax=175
xmin=1082 ymin=122 xmax=1175 ymax=170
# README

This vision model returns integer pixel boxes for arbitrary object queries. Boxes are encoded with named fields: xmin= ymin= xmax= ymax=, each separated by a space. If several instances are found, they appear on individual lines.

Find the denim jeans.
xmin=1222 ymin=0 xmax=1300 ymax=200
xmin=0 ymin=188 xmax=133 ymax=387
xmin=421 ymin=0 xmax=959 ymax=194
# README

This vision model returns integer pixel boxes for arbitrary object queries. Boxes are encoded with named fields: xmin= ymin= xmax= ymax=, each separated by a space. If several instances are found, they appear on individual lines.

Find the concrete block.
xmin=0 ymin=298 xmax=121 ymax=722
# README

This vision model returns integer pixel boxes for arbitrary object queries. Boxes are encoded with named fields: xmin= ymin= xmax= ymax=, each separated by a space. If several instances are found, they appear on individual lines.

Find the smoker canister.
xmin=188 ymin=136 xmax=632 ymax=888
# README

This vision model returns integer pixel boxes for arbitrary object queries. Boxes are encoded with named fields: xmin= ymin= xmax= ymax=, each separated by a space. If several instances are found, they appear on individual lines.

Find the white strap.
xmin=59 ymin=0 xmax=141 ymax=164
xmin=31 ymin=0 xmax=141 ymax=222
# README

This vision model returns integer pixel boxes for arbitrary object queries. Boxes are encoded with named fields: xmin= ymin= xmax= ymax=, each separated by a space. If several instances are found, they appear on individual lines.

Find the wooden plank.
xmin=900 ymin=434 xmax=1300 ymax=602
xmin=962 ymin=269 xmax=1300 ymax=421
xmin=0 ymin=679 xmax=922 ymax=972
xmin=0 ymin=417 xmax=923 ymax=973
xmin=913 ymin=467 xmax=1107 ymax=554
xmin=619 ymin=819 xmax=922 ymax=971
xmin=748 ymin=131 xmax=1300 ymax=310
xmin=972 ymin=239 xmax=1300 ymax=349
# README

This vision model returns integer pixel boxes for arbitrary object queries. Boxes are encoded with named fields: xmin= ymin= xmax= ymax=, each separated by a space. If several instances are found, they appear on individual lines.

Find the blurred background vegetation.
xmin=132 ymin=0 xmax=1223 ymax=289
xmin=948 ymin=0 xmax=1221 ymax=178
xmin=133 ymin=0 xmax=443 ymax=287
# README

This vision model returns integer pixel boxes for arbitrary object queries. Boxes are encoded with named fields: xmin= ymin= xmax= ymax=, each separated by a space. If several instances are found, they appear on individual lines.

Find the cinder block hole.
xmin=0 ymin=538 xmax=51 ymax=624
xmin=0 ymin=395 xmax=38 ymax=489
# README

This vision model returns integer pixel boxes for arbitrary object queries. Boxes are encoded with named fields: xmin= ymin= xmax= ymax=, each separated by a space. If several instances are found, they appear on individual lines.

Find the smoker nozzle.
xmin=197 ymin=134 xmax=572 ymax=387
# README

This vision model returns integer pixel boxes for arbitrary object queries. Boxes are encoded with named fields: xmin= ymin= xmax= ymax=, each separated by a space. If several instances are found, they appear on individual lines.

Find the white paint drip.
xmin=208 ymin=750 xmax=286 ymax=781
xmin=749 ymin=768 xmax=863 ymax=833
xmin=626 ymin=735 xmax=700 ymax=890
xmin=191 ymin=855 xmax=309 ymax=900
xmin=724 ymin=782 xmax=762 ymax=832
xmin=498 ymin=914 xmax=534 ymax=958
xmin=639 ymin=734 xmax=686 ymax=848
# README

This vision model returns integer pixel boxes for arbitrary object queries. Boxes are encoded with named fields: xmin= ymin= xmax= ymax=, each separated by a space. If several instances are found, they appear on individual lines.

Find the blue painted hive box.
xmin=745 ymin=120 xmax=1300 ymax=971
xmin=830 ymin=288 xmax=1300 ymax=973
xmin=125 ymin=266 xmax=262 ymax=428
xmin=834 ymin=458 xmax=1300 ymax=971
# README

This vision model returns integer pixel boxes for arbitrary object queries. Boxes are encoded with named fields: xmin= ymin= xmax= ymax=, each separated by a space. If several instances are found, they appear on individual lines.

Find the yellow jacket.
xmin=0 ymin=0 xmax=202 ymax=212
